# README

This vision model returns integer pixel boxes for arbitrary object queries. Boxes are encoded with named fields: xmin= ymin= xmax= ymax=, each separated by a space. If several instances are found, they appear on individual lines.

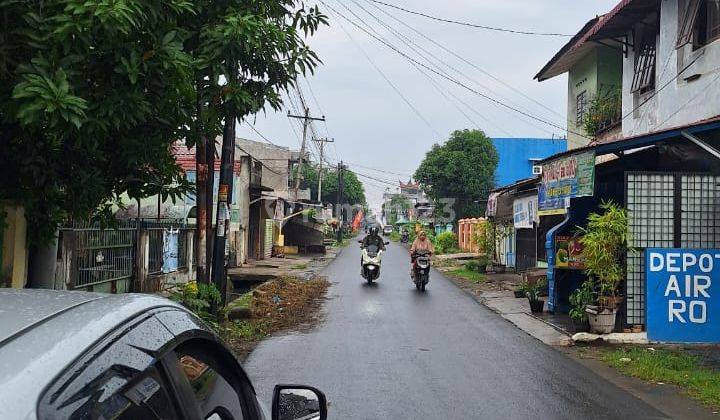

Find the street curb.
xmin=438 ymin=271 xmax=573 ymax=347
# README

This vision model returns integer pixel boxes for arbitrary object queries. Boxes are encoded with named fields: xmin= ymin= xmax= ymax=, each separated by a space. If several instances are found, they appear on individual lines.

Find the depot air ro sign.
xmin=646 ymin=248 xmax=719 ymax=343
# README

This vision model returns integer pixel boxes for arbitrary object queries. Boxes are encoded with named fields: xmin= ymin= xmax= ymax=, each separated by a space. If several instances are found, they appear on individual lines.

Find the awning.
xmin=537 ymin=115 xmax=720 ymax=164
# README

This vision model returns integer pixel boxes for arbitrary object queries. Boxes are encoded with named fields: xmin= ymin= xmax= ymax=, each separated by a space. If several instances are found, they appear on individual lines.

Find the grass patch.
xmin=225 ymin=291 xmax=253 ymax=312
xmin=291 ymin=262 xmax=308 ymax=270
xmin=600 ymin=347 xmax=720 ymax=408
xmin=225 ymin=319 xmax=270 ymax=341
xmin=448 ymin=267 xmax=486 ymax=284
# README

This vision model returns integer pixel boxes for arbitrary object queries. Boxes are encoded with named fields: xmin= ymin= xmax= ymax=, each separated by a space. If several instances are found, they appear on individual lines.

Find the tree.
xmin=414 ymin=129 xmax=498 ymax=221
xmin=0 ymin=1 xmax=327 ymax=244
xmin=387 ymin=195 xmax=411 ymax=225
xmin=300 ymin=165 xmax=366 ymax=206
xmin=1 ymin=1 xmax=196 ymax=242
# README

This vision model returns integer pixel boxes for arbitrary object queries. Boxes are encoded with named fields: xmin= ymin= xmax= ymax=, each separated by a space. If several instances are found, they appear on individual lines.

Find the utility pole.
xmin=336 ymin=161 xmax=345 ymax=242
xmin=313 ymin=137 xmax=334 ymax=202
xmin=288 ymin=107 xmax=325 ymax=199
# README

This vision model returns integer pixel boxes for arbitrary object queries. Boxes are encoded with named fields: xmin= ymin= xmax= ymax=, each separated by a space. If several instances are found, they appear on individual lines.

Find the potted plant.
xmin=513 ymin=287 xmax=525 ymax=298
xmin=577 ymin=201 xmax=631 ymax=334
xmin=521 ymin=277 xmax=547 ymax=313
xmin=568 ymin=280 xmax=595 ymax=333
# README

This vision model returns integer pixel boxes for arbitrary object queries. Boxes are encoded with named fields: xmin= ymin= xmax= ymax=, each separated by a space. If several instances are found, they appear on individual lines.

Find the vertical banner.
xmin=646 ymin=248 xmax=719 ymax=343
xmin=538 ymin=151 xmax=595 ymax=215
xmin=162 ymin=229 xmax=179 ymax=273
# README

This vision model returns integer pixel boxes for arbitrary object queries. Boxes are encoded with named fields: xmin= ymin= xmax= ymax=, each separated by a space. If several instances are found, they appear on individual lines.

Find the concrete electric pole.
xmin=313 ymin=137 xmax=334 ymax=202
xmin=288 ymin=107 xmax=325 ymax=200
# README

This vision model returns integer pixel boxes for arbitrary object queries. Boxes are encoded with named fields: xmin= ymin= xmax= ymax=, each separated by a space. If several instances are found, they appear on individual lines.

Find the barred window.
xmin=631 ymin=22 xmax=658 ymax=93
xmin=575 ymin=90 xmax=588 ymax=126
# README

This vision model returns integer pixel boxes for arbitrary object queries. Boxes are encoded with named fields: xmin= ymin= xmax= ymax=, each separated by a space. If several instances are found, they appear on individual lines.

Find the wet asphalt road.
xmin=244 ymin=242 xmax=668 ymax=419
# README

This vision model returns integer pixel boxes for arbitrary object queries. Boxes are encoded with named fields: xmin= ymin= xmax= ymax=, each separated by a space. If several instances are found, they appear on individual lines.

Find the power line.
xmin=348 ymin=0 xmax=524 ymax=136
xmin=322 ymin=0 xmax=589 ymax=140
xmin=330 ymin=3 xmax=442 ymax=138
xmin=247 ymin=122 xmax=279 ymax=146
xmin=368 ymin=0 xmax=573 ymax=37
xmin=365 ymin=0 xmax=567 ymax=122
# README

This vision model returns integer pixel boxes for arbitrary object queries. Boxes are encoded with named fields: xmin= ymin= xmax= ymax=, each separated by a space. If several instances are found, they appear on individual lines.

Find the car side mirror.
xmin=272 ymin=385 xmax=328 ymax=420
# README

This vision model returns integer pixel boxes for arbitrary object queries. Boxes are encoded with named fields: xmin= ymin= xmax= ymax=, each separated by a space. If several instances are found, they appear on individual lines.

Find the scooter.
xmin=412 ymin=250 xmax=432 ymax=291
xmin=358 ymin=241 xmax=388 ymax=283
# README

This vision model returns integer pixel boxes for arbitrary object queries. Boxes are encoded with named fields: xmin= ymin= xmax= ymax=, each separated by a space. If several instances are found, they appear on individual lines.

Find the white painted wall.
xmin=622 ymin=0 xmax=720 ymax=137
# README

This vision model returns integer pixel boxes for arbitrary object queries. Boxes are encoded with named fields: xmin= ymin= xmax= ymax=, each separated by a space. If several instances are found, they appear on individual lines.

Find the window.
xmin=677 ymin=0 xmax=720 ymax=48
xmin=575 ymin=90 xmax=588 ymax=126
xmin=631 ymin=20 xmax=658 ymax=93
xmin=175 ymin=347 xmax=250 ymax=420
xmin=41 ymin=364 xmax=180 ymax=420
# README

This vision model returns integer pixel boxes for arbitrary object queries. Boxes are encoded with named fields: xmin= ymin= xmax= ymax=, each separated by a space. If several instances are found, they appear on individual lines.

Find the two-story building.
xmin=532 ymin=0 xmax=720 ymax=339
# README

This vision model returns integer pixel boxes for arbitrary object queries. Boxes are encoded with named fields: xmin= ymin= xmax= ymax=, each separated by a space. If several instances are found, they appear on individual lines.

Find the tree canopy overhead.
xmin=414 ymin=129 xmax=498 ymax=221
xmin=0 ymin=0 xmax=326 ymax=242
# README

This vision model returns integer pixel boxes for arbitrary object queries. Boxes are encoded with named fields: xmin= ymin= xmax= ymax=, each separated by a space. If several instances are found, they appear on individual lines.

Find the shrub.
xmin=171 ymin=281 xmax=223 ymax=327
xmin=435 ymin=231 xmax=458 ymax=254
xmin=577 ymin=200 xmax=631 ymax=308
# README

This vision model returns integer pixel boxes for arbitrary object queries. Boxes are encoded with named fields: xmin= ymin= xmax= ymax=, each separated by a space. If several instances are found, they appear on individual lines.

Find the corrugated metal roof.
xmin=537 ymin=114 xmax=720 ymax=164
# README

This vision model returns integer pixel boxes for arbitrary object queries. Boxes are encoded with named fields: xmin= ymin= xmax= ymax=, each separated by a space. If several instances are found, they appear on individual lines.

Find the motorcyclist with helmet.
xmin=360 ymin=226 xmax=386 ymax=273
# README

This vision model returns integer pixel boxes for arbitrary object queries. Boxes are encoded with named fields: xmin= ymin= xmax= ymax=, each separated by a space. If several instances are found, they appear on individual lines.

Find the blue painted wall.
xmin=492 ymin=138 xmax=567 ymax=187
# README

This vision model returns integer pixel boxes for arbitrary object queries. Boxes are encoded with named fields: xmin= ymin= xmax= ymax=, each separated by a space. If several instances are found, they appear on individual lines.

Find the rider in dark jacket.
xmin=361 ymin=226 xmax=386 ymax=251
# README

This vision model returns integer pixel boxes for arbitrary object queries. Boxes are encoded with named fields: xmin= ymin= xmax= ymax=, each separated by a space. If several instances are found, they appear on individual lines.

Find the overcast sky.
xmin=236 ymin=0 xmax=618 ymax=212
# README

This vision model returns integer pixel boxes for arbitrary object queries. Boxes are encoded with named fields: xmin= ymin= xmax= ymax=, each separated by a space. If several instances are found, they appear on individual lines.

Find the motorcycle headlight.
xmin=367 ymin=265 xmax=376 ymax=270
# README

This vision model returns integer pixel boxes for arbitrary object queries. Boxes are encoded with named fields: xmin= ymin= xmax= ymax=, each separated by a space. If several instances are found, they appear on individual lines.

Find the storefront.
xmin=540 ymin=118 xmax=720 ymax=334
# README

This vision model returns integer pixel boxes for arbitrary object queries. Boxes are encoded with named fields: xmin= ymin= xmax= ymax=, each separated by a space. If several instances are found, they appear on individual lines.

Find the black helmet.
xmin=370 ymin=226 xmax=379 ymax=236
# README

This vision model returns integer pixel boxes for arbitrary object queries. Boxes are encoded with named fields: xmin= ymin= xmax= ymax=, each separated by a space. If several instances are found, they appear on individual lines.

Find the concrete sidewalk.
xmin=479 ymin=290 xmax=574 ymax=347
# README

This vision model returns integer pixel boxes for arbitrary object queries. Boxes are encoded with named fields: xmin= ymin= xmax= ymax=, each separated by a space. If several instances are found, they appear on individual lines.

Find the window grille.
xmin=631 ymin=42 xmax=657 ymax=92
xmin=625 ymin=173 xmax=674 ymax=326
xmin=576 ymin=90 xmax=588 ymax=126
xmin=625 ymin=172 xmax=720 ymax=327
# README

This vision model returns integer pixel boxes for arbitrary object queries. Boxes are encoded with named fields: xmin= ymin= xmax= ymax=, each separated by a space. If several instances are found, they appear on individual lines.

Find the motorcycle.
xmin=412 ymin=250 xmax=432 ymax=291
xmin=400 ymin=232 xmax=409 ymax=243
xmin=358 ymin=241 xmax=388 ymax=283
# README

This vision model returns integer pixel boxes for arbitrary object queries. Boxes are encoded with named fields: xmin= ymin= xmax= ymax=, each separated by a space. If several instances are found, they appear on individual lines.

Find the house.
xmin=381 ymin=180 xmax=431 ymax=225
xmin=491 ymin=138 xmax=568 ymax=185
xmin=535 ymin=18 xmax=624 ymax=149
xmin=531 ymin=0 xmax=720 ymax=341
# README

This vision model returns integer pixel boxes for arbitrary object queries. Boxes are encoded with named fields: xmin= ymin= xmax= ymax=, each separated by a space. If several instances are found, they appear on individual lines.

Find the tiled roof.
xmin=173 ymin=144 xmax=241 ymax=173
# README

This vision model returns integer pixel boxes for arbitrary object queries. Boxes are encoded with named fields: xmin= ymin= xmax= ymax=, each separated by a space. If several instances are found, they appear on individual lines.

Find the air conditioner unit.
xmin=532 ymin=165 xmax=543 ymax=175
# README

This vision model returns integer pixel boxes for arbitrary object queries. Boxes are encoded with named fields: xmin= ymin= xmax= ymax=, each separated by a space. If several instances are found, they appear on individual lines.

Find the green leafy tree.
xmin=1 ymin=0 xmax=196 ymax=242
xmin=414 ymin=129 xmax=498 ymax=221
xmin=300 ymin=165 xmax=366 ymax=206
xmin=0 ymin=1 xmax=327 ymax=243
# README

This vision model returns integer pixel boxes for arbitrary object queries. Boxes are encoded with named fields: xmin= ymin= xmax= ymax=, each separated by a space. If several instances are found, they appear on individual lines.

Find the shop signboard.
xmin=554 ymin=235 xmax=585 ymax=269
xmin=513 ymin=196 xmax=537 ymax=229
xmin=646 ymin=249 xmax=719 ymax=343
xmin=538 ymin=151 xmax=595 ymax=215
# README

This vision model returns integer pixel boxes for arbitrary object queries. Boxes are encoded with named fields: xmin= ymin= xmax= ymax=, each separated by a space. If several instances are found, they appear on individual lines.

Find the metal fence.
xmin=61 ymin=219 xmax=195 ymax=291
xmin=147 ymin=228 xmax=164 ymax=275
xmin=70 ymin=221 xmax=137 ymax=289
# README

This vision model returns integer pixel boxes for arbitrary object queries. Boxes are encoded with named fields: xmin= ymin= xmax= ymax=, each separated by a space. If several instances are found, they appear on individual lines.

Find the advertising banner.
xmin=513 ymin=196 xmax=537 ymax=229
xmin=554 ymin=235 xmax=585 ymax=269
xmin=538 ymin=151 xmax=595 ymax=215
xmin=646 ymin=248 xmax=719 ymax=343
